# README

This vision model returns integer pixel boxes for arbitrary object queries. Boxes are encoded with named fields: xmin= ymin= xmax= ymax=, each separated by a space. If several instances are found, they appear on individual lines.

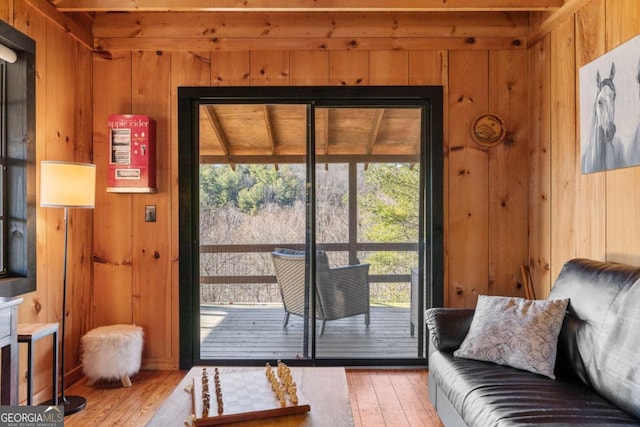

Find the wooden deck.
xmin=200 ymin=304 xmax=426 ymax=360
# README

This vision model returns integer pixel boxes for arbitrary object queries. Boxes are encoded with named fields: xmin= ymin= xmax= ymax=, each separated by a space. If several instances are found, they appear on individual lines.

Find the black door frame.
xmin=178 ymin=86 xmax=443 ymax=369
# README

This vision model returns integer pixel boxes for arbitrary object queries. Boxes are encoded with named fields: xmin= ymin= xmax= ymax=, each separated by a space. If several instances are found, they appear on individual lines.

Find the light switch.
xmin=145 ymin=205 xmax=156 ymax=222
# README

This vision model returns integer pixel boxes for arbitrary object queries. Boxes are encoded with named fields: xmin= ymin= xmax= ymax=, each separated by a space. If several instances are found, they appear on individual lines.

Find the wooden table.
xmin=18 ymin=323 xmax=59 ymax=405
xmin=147 ymin=367 xmax=354 ymax=427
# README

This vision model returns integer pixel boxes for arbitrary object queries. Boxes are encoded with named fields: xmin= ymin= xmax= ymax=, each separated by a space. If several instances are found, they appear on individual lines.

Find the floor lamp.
xmin=40 ymin=160 xmax=96 ymax=415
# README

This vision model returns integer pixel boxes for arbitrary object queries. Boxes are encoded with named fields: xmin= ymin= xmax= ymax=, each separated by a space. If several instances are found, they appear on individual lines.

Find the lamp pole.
xmin=60 ymin=206 xmax=69 ymax=405
xmin=58 ymin=207 xmax=86 ymax=414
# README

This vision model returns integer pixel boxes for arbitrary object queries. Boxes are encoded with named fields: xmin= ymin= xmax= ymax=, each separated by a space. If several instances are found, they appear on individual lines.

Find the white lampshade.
xmin=40 ymin=161 xmax=96 ymax=208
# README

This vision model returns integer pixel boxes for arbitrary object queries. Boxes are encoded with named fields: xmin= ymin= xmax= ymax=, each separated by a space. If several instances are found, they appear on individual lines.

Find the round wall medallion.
xmin=471 ymin=114 xmax=507 ymax=147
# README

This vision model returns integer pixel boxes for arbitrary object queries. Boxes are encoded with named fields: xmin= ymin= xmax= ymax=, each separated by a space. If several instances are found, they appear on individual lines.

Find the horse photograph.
xmin=579 ymin=35 xmax=640 ymax=174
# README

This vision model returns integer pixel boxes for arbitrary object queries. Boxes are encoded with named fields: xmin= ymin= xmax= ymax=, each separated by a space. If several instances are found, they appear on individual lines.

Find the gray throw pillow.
xmin=454 ymin=295 xmax=569 ymax=379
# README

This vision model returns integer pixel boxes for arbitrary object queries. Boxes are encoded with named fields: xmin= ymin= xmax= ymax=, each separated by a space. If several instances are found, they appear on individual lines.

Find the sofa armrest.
xmin=425 ymin=308 xmax=475 ymax=357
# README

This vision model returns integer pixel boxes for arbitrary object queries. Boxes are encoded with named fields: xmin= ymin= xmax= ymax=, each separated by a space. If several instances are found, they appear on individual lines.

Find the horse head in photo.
xmin=582 ymin=62 xmax=625 ymax=173
xmin=595 ymin=62 xmax=617 ymax=143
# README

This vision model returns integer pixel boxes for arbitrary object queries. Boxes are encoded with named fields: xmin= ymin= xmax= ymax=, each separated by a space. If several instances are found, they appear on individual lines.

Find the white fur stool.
xmin=81 ymin=324 xmax=143 ymax=387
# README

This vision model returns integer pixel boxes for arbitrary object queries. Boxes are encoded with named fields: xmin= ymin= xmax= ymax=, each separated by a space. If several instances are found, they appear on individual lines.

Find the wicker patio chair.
xmin=271 ymin=249 xmax=370 ymax=335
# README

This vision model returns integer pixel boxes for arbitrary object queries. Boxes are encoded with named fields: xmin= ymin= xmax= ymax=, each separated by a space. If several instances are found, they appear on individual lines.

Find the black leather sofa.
xmin=426 ymin=258 xmax=640 ymax=426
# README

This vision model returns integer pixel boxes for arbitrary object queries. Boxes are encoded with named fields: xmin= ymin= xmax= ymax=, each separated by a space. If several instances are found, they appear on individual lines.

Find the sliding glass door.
xmin=178 ymin=86 xmax=443 ymax=368
xmin=313 ymin=106 xmax=425 ymax=359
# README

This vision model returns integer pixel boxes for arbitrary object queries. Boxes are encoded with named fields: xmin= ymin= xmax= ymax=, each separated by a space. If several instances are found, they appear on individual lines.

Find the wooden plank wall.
xmin=3 ymin=0 xmax=94 ymax=404
xmin=528 ymin=0 xmax=640 ymax=298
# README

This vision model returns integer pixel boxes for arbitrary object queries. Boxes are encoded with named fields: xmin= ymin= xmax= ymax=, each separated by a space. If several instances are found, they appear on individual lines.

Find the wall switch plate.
xmin=145 ymin=205 xmax=156 ymax=222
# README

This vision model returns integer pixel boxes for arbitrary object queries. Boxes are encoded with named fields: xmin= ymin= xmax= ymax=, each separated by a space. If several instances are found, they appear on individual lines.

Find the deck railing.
xmin=199 ymin=243 xmax=418 ymax=305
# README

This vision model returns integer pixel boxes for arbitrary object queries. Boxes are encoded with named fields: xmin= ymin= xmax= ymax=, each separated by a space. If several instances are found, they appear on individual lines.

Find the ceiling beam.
xmin=52 ymin=0 xmax=563 ymax=12
xmin=322 ymin=110 xmax=330 ymax=170
xmin=262 ymin=105 xmax=279 ymax=170
xmin=263 ymin=105 xmax=277 ymax=156
xmin=364 ymin=109 xmax=384 ymax=170
xmin=92 ymin=11 xmax=529 ymax=39
xmin=527 ymin=0 xmax=592 ymax=47
xmin=204 ymin=107 xmax=230 ymax=155
xmin=366 ymin=109 xmax=384 ymax=155
xmin=95 ymin=36 xmax=526 ymax=53
xmin=204 ymin=106 xmax=235 ymax=170
xmin=24 ymin=0 xmax=94 ymax=49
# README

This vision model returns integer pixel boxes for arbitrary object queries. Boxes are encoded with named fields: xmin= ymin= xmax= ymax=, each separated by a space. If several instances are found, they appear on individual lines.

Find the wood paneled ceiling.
xmin=199 ymin=105 xmax=422 ymax=165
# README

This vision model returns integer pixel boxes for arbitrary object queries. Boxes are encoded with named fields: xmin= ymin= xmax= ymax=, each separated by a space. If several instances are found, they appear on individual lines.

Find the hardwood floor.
xmin=347 ymin=369 xmax=443 ymax=427
xmin=63 ymin=369 xmax=443 ymax=426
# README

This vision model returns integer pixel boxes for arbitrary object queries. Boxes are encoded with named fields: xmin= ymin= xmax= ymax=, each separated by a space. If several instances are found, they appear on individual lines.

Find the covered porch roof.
xmin=199 ymin=104 xmax=423 ymax=165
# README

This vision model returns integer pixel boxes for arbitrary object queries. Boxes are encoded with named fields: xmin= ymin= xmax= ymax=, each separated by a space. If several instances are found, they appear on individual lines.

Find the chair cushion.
xmin=274 ymin=248 xmax=332 ymax=271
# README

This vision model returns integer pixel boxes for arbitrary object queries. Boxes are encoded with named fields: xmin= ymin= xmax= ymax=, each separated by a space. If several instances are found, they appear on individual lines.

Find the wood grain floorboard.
xmin=62 ymin=369 xmax=443 ymax=426
xmin=200 ymin=304 xmax=425 ymax=359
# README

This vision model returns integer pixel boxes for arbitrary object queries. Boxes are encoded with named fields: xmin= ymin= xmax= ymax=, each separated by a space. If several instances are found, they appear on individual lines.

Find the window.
xmin=0 ymin=20 xmax=36 ymax=297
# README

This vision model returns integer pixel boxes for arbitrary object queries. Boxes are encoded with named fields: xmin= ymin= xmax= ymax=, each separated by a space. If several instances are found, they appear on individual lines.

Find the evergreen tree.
xmin=200 ymin=164 xmax=303 ymax=214
xmin=360 ymin=164 xmax=419 ymax=274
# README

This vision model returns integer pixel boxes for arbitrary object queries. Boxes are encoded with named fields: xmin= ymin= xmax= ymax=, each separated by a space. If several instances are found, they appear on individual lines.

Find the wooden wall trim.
xmin=55 ymin=0 xmax=563 ymax=13
xmin=527 ymin=0 xmax=593 ymax=47
xmin=92 ymin=12 xmax=529 ymax=39
xmin=548 ymin=17 xmax=577 ymax=286
xmin=23 ymin=0 xmax=93 ymax=49
xmin=95 ymin=36 xmax=526 ymax=52
xmin=92 ymin=10 xmax=528 ymax=52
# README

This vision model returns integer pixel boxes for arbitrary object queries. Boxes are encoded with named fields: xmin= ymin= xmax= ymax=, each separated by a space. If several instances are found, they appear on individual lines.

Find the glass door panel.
xmin=198 ymin=103 xmax=310 ymax=360
xmin=314 ymin=107 xmax=425 ymax=359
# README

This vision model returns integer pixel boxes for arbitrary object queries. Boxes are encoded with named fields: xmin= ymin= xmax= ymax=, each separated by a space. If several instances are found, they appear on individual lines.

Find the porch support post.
xmin=348 ymin=162 xmax=358 ymax=265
